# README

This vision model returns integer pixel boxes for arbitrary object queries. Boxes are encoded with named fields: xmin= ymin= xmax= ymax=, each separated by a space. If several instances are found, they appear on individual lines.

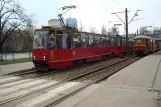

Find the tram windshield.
xmin=33 ymin=30 xmax=48 ymax=49
xmin=135 ymin=39 xmax=145 ymax=45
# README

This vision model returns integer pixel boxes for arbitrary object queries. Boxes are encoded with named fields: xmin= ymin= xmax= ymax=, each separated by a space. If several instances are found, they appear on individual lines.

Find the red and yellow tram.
xmin=32 ymin=25 xmax=133 ymax=70
xmin=134 ymin=35 xmax=159 ymax=55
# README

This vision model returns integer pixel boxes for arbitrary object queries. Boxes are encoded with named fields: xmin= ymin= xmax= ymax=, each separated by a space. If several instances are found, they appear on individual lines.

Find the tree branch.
xmin=0 ymin=0 xmax=6 ymax=13
xmin=1 ymin=10 xmax=14 ymax=18
xmin=2 ymin=19 xmax=27 ymax=45
xmin=1 ymin=12 xmax=14 ymax=29
xmin=0 ymin=0 xmax=35 ymax=51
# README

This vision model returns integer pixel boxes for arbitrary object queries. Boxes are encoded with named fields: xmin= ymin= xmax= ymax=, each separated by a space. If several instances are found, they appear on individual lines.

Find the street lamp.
xmin=114 ymin=24 xmax=122 ymax=26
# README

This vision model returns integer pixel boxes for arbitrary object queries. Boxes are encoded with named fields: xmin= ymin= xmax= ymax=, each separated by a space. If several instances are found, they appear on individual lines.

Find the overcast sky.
xmin=20 ymin=0 xmax=161 ymax=34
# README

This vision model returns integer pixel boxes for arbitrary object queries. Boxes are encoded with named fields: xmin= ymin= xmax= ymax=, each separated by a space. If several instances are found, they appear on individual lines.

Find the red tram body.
xmin=32 ymin=47 xmax=111 ymax=69
xmin=32 ymin=25 xmax=133 ymax=70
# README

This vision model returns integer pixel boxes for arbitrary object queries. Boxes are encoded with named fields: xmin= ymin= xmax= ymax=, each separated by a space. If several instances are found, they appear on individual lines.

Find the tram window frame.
xmin=106 ymin=36 xmax=110 ymax=46
xmin=89 ymin=34 xmax=95 ymax=48
xmin=94 ymin=34 xmax=101 ymax=48
xmin=72 ymin=31 xmax=81 ymax=48
xmin=117 ymin=37 xmax=121 ymax=46
xmin=81 ymin=32 xmax=89 ymax=48
xmin=100 ymin=35 xmax=106 ymax=47
xmin=135 ymin=39 xmax=145 ymax=45
xmin=54 ymin=30 xmax=71 ymax=49
xmin=48 ymin=30 xmax=56 ymax=49
xmin=122 ymin=38 xmax=126 ymax=46
xmin=110 ymin=37 xmax=114 ymax=46
xmin=113 ymin=37 xmax=118 ymax=46
xmin=34 ymin=30 xmax=48 ymax=49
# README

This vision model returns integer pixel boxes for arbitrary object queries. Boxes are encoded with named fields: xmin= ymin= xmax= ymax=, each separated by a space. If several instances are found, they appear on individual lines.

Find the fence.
xmin=2 ymin=52 xmax=32 ymax=61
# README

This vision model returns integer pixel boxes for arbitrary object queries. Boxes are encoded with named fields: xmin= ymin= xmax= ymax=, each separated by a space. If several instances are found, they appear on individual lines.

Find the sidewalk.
xmin=55 ymin=52 xmax=161 ymax=107
xmin=0 ymin=62 xmax=34 ymax=76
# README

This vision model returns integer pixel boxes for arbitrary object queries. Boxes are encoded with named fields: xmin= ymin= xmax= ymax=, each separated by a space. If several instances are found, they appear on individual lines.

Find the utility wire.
xmin=113 ymin=0 xmax=123 ymax=9
xmin=53 ymin=0 xmax=64 ymax=5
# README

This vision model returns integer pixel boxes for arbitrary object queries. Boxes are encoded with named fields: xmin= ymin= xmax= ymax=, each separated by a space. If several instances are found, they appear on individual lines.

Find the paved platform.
xmin=55 ymin=51 xmax=161 ymax=107
xmin=0 ymin=62 xmax=34 ymax=76
xmin=0 ymin=52 xmax=161 ymax=107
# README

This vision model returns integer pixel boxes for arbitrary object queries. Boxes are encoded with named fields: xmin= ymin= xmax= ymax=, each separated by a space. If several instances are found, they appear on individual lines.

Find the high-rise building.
xmin=66 ymin=18 xmax=77 ymax=29
xmin=48 ymin=19 xmax=64 ymax=28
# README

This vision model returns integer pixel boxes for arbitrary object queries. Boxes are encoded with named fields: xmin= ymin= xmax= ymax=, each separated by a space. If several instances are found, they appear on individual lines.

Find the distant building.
xmin=66 ymin=18 xmax=77 ymax=29
xmin=48 ymin=19 xmax=64 ymax=29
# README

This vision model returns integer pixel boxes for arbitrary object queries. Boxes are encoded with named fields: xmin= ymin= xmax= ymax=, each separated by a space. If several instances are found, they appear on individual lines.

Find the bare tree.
xmin=0 ymin=0 xmax=33 ymax=61
xmin=139 ymin=27 xmax=148 ymax=35
xmin=139 ymin=26 xmax=152 ymax=35
xmin=107 ymin=26 xmax=119 ymax=36
xmin=152 ymin=27 xmax=161 ymax=38
xmin=101 ymin=25 xmax=107 ymax=35
xmin=89 ymin=27 xmax=97 ymax=33
xmin=79 ymin=20 xmax=85 ymax=32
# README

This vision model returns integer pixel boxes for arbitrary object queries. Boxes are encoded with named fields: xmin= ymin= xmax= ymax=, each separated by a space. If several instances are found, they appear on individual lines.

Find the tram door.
xmin=145 ymin=39 xmax=149 ymax=51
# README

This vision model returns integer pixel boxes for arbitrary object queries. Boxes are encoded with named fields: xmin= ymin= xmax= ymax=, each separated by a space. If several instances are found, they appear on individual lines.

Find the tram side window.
xmin=113 ymin=37 xmax=118 ymax=46
xmin=72 ymin=32 xmax=81 ymax=48
xmin=81 ymin=33 xmax=89 ymax=48
xmin=94 ymin=35 xmax=101 ymax=47
xmin=106 ymin=36 xmax=110 ymax=46
xmin=89 ymin=34 xmax=95 ymax=48
xmin=122 ymin=39 xmax=126 ymax=46
xmin=135 ymin=39 xmax=144 ymax=45
xmin=48 ymin=32 xmax=55 ymax=49
xmin=128 ymin=39 xmax=133 ymax=46
xmin=100 ymin=36 xmax=106 ymax=47
xmin=117 ymin=37 xmax=121 ymax=46
xmin=110 ymin=38 xmax=114 ymax=46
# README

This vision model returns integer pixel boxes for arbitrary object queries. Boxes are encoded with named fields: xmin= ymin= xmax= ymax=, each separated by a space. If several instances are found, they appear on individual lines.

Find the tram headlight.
xmin=33 ymin=56 xmax=35 ymax=60
xmin=43 ymin=56 xmax=46 ymax=60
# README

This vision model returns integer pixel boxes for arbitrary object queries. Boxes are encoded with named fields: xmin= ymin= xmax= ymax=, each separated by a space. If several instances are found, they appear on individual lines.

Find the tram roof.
xmin=156 ymin=38 xmax=161 ymax=41
xmin=134 ymin=35 xmax=153 ymax=39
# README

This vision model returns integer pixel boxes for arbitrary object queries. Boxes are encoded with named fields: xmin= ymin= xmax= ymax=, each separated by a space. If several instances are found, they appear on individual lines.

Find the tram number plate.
xmin=96 ymin=50 xmax=101 ymax=54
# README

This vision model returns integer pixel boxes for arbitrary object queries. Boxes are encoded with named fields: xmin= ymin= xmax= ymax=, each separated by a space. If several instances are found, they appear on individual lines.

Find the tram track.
xmin=73 ymin=57 xmax=141 ymax=83
xmin=0 ymin=55 xmax=139 ymax=106
xmin=3 ymin=68 xmax=36 ymax=76
xmin=46 ymin=56 xmax=141 ymax=107
xmin=34 ymin=56 xmax=133 ymax=81
xmin=8 ymin=57 xmax=122 ymax=79
xmin=4 ymin=56 xmax=134 ymax=79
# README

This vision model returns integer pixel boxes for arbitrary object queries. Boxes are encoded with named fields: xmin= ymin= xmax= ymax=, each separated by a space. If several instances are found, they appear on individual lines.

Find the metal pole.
xmin=125 ymin=8 xmax=128 ymax=55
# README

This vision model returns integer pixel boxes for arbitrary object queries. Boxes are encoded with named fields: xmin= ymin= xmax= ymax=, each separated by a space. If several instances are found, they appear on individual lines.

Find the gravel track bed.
xmin=73 ymin=57 xmax=141 ymax=83
xmin=19 ymin=72 xmax=48 ymax=78
xmin=31 ymin=56 xmax=134 ymax=81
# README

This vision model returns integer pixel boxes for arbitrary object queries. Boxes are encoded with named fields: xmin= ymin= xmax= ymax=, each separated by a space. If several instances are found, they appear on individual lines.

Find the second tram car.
xmin=134 ymin=35 xmax=159 ymax=55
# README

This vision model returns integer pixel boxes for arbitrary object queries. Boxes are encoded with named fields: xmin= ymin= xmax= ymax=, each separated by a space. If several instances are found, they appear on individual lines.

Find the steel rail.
xmin=46 ymin=56 xmax=140 ymax=107
xmin=0 ymin=56 xmax=137 ymax=105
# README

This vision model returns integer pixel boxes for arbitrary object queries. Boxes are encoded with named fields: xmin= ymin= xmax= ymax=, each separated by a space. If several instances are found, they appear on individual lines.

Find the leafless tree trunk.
xmin=101 ymin=25 xmax=107 ymax=35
